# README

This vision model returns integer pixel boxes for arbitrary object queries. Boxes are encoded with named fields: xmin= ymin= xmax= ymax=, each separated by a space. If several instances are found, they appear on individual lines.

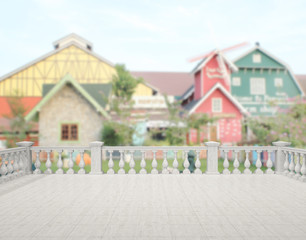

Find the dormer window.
xmin=253 ymin=54 xmax=261 ymax=63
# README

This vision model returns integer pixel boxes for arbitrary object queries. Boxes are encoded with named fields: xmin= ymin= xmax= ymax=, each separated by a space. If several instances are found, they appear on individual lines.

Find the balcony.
xmin=0 ymin=141 xmax=306 ymax=239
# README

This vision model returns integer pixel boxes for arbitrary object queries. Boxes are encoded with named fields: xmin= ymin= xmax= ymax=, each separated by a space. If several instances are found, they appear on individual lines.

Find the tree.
xmin=247 ymin=99 xmax=306 ymax=147
xmin=187 ymin=113 xmax=215 ymax=144
xmin=164 ymin=96 xmax=187 ymax=145
xmin=2 ymin=95 xmax=33 ymax=148
xmin=101 ymin=64 xmax=143 ymax=145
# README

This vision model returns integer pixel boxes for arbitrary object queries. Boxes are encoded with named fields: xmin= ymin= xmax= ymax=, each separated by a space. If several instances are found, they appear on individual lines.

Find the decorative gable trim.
xmin=188 ymin=82 xmax=248 ymax=116
xmin=25 ymin=74 xmax=110 ymax=121
xmin=191 ymin=51 xmax=238 ymax=74
xmin=0 ymin=42 xmax=115 ymax=83
xmin=234 ymin=46 xmax=304 ymax=96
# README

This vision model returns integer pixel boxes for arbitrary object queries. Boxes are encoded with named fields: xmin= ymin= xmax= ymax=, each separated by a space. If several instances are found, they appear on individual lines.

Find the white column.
xmin=194 ymin=150 xmax=202 ymax=174
xmin=293 ymin=152 xmax=301 ymax=180
xmin=232 ymin=150 xmax=241 ymax=174
xmin=107 ymin=150 xmax=115 ymax=174
xmin=162 ymin=150 xmax=169 ymax=174
xmin=151 ymin=151 xmax=158 ymax=174
xmin=255 ymin=150 xmax=263 ymax=175
xmin=272 ymin=141 xmax=291 ymax=174
xmin=283 ymin=150 xmax=289 ymax=175
xmin=139 ymin=150 xmax=147 ymax=174
xmin=172 ymin=150 xmax=179 ymax=174
xmin=118 ymin=150 xmax=125 ymax=174
xmin=89 ymin=141 xmax=103 ymax=175
xmin=56 ymin=150 xmax=64 ymax=174
xmin=300 ymin=154 xmax=306 ymax=182
xmin=78 ymin=150 xmax=86 ymax=174
xmin=45 ymin=150 xmax=52 ymax=174
xmin=265 ymin=150 xmax=274 ymax=174
xmin=16 ymin=141 xmax=34 ymax=174
xmin=205 ymin=141 xmax=220 ymax=175
xmin=222 ymin=150 xmax=230 ymax=174
xmin=34 ymin=150 xmax=41 ymax=174
xmin=243 ymin=150 xmax=252 ymax=174
xmin=128 ymin=150 xmax=136 ymax=174
xmin=288 ymin=151 xmax=295 ymax=177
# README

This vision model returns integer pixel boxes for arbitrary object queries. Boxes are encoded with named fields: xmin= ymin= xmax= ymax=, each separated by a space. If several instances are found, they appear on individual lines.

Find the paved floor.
xmin=0 ymin=174 xmax=306 ymax=240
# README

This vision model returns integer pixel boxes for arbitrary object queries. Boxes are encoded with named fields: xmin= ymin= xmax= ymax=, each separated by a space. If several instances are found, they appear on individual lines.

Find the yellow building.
xmin=0 ymin=33 xmax=154 ymax=98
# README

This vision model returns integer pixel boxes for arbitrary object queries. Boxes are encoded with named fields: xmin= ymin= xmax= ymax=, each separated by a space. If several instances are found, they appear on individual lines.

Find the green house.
xmin=231 ymin=44 xmax=304 ymax=116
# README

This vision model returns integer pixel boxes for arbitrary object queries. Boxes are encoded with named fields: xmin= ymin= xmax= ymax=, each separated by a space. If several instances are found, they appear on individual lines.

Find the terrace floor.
xmin=1 ymin=174 xmax=306 ymax=240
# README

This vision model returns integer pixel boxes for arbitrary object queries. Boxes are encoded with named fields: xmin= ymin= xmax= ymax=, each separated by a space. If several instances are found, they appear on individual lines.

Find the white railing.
xmin=0 ymin=140 xmax=305 ymax=183
xmin=0 ymin=147 xmax=27 ymax=182
xmin=219 ymin=146 xmax=276 ymax=175
xmin=282 ymin=147 xmax=306 ymax=182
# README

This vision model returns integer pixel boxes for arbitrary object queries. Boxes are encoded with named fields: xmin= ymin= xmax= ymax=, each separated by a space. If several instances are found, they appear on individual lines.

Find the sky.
xmin=0 ymin=0 xmax=306 ymax=76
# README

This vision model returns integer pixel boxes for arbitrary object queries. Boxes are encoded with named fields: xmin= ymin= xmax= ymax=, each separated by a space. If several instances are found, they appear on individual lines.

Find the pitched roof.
xmin=233 ymin=45 xmax=304 ymax=96
xmin=131 ymin=71 xmax=193 ymax=97
xmin=191 ymin=50 xmax=238 ymax=74
xmin=0 ymin=41 xmax=115 ymax=83
xmin=187 ymin=82 xmax=249 ymax=116
xmin=0 ymin=97 xmax=41 ymax=118
xmin=42 ymin=83 xmax=112 ymax=108
xmin=25 ymin=74 xmax=110 ymax=121
xmin=295 ymin=75 xmax=306 ymax=95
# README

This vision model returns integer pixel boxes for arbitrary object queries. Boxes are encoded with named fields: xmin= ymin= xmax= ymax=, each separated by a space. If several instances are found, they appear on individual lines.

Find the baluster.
xmin=183 ymin=150 xmax=190 ymax=174
xmin=172 ymin=150 xmax=179 ymax=174
xmin=288 ymin=151 xmax=295 ymax=177
xmin=0 ymin=153 xmax=8 ymax=182
xmin=107 ymin=150 xmax=115 ymax=174
xmin=151 ymin=150 xmax=158 ymax=174
xmin=283 ymin=150 xmax=289 ymax=175
xmin=255 ymin=150 xmax=263 ymax=174
xmin=45 ymin=150 xmax=52 ymax=174
xmin=17 ymin=152 xmax=24 ymax=176
xmin=243 ymin=150 xmax=251 ymax=174
xmin=232 ymin=150 xmax=241 ymax=174
xmin=194 ymin=150 xmax=202 ymax=174
xmin=55 ymin=150 xmax=64 ymax=174
xmin=294 ymin=152 xmax=301 ymax=180
xmin=13 ymin=152 xmax=19 ymax=177
xmin=265 ymin=150 xmax=274 ymax=174
xmin=78 ymin=150 xmax=86 ymax=174
xmin=34 ymin=150 xmax=41 ymax=174
xmin=162 ymin=150 xmax=169 ymax=174
xmin=300 ymin=154 xmax=306 ymax=182
xmin=222 ymin=150 xmax=230 ymax=174
xmin=118 ymin=150 xmax=125 ymax=174
xmin=139 ymin=150 xmax=147 ymax=174
xmin=66 ymin=150 xmax=74 ymax=174
xmin=128 ymin=150 xmax=136 ymax=174
xmin=7 ymin=153 xmax=14 ymax=179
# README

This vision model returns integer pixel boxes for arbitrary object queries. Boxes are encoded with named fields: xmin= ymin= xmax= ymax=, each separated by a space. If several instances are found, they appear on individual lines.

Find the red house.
xmin=183 ymin=50 xmax=248 ymax=144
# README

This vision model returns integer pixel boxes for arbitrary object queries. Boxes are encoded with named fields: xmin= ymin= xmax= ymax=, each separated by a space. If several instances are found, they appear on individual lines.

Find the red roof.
xmin=0 ymin=97 xmax=41 ymax=117
xmin=295 ymin=75 xmax=306 ymax=95
xmin=131 ymin=71 xmax=193 ymax=97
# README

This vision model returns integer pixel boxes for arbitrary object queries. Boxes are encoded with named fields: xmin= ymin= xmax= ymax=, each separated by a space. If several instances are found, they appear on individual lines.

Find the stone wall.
xmin=39 ymin=85 xmax=103 ymax=146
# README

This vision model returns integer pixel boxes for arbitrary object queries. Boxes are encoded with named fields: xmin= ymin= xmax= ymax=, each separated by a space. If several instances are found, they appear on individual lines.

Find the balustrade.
xmin=0 ymin=141 xmax=305 ymax=183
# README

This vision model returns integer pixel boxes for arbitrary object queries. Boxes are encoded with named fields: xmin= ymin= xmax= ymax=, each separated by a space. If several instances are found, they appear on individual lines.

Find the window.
xmin=274 ymin=78 xmax=283 ymax=87
xmin=232 ymin=77 xmax=241 ymax=86
xmin=212 ymin=98 xmax=222 ymax=113
xmin=250 ymin=78 xmax=265 ymax=95
xmin=252 ymin=54 xmax=261 ymax=63
xmin=61 ymin=124 xmax=78 ymax=141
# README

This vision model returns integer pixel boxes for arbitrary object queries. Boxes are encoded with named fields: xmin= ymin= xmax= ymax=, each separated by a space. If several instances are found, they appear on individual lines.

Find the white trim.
xmin=191 ymin=50 xmax=238 ymax=74
xmin=188 ymin=82 xmax=249 ymax=116
xmin=200 ymin=68 xmax=203 ymax=97
xmin=180 ymin=85 xmax=194 ymax=101
xmin=233 ymin=45 xmax=304 ymax=96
